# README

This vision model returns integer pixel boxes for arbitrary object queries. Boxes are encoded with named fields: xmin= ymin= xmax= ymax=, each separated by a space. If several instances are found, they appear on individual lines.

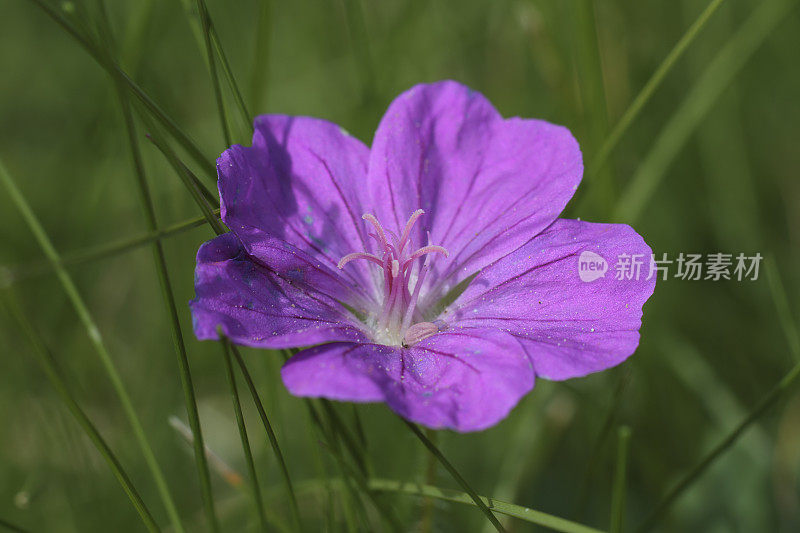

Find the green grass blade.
xmin=766 ymin=260 xmax=800 ymax=361
xmin=8 ymin=211 xmax=217 ymax=283
xmin=113 ymin=77 xmax=219 ymax=532
xmin=144 ymin=128 xmax=224 ymax=234
xmin=195 ymin=0 xmax=232 ymax=146
xmin=614 ymin=0 xmax=799 ymax=224
xmin=220 ymin=336 xmax=268 ymax=531
xmin=28 ymin=0 xmax=216 ymax=178
xmin=211 ymin=24 xmax=253 ymax=128
xmin=229 ymin=345 xmax=303 ymax=531
xmin=4 ymin=288 xmax=159 ymax=532
xmin=304 ymin=478 xmax=602 ymax=533
xmin=250 ymin=0 xmax=272 ymax=113
xmin=1 ymin=288 xmax=160 ymax=533
xmin=590 ymin=0 xmax=727 ymax=176
xmin=320 ymin=401 xmax=369 ymax=476
xmin=573 ymin=0 xmax=613 ymax=210
xmin=636 ymin=361 xmax=800 ymax=532
xmin=402 ymin=420 xmax=506 ymax=532
xmin=0 ymin=157 xmax=182 ymax=530
xmin=0 ymin=516 xmax=29 ymax=533
xmin=637 ymin=261 xmax=800 ymax=531
xmin=609 ymin=426 xmax=631 ymax=533
xmin=578 ymin=373 xmax=631 ymax=517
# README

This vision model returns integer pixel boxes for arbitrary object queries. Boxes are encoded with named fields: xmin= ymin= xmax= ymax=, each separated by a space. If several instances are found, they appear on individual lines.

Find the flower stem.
xmin=402 ymin=420 xmax=506 ymax=532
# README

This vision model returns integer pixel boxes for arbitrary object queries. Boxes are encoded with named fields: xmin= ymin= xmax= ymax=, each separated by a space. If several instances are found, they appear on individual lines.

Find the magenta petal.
xmin=367 ymin=80 xmax=583 ymax=300
xmin=446 ymin=219 xmax=656 ymax=380
xmin=218 ymin=115 xmax=375 ymax=291
xmin=190 ymin=233 xmax=367 ymax=349
xmin=281 ymin=328 xmax=534 ymax=432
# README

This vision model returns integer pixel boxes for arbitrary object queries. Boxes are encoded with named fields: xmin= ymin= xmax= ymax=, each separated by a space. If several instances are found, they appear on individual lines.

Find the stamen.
xmin=362 ymin=214 xmax=389 ymax=249
xmin=403 ymin=245 xmax=449 ymax=270
xmin=337 ymin=252 xmax=384 ymax=269
xmin=398 ymin=209 xmax=424 ymax=253
xmin=338 ymin=210 xmax=449 ymax=345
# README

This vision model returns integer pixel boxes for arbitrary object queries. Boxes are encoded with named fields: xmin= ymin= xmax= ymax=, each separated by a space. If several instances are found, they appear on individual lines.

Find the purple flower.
xmin=191 ymin=81 xmax=655 ymax=432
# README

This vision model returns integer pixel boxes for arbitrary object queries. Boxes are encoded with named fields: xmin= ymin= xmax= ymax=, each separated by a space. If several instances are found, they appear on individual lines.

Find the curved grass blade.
xmin=614 ymin=0 xmax=799 ymax=224
xmin=144 ymin=128 xmax=224 ymax=233
xmin=8 ymin=211 xmax=217 ymax=283
xmin=609 ymin=426 xmax=631 ymax=533
xmin=113 ymin=75 xmax=218 ymax=532
xmin=27 ymin=0 xmax=215 ymax=178
xmin=0 ymin=289 xmax=160 ymax=533
xmin=0 ymin=516 xmax=29 ymax=533
xmin=210 ymin=23 xmax=252 ymax=127
xmin=0 ymin=157 xmax=181 ymax=531
xmin=590 ymin=0 xmax=727 ymax=176
xmin=195 ymin=0 xmax=231 ymax=146
xmin=285 ymin=477 xmax=606 ymax=533
xmin=229 ymin=345 xmax=303 ymax=531
xmin=220 ymin=336 xmax=268 ymax=531
xmin=402 ymin=420 xmax=506 ymax=532
xmin=636 ymin=261 xmax=800 ymax=531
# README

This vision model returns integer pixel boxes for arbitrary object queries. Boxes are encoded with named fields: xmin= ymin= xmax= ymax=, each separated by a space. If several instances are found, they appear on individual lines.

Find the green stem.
xmin=402 ymin=420 xmax=506 ymax=532
xmin=28 ymin=0 xmax=215 ymax=178
xmin=637 ymin=362 xmax=800 ymax=531
xmin=590 ymin=0 xmax=727 ymax=176
xmin=0 ymin=157 xmax=181 ymax=532
xmin=220 ymin=337 xmax=268 ymax=531
xmin=614 ymin=0 xmax=799 ymax=224
xmin=115 ymin=76 xmax=217 ymax=533
xmin=229 ymin=345 xmax=303 ymax=531
xmin=195 ymin=0 xmax=231 ymax=146
xmin=0 ymin=517 xmax=29 ymax=533
xmin=609 ymin=427 xmax=631 ymax=533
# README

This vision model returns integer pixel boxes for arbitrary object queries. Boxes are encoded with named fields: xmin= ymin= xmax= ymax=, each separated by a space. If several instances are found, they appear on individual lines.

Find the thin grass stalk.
xmin=302 ymin=401 xmax=367 ymax=531
xmin=0 ymin=289 xmax=160 ymax=533
xmin=8 ymin=211 xmax=217 ymax=283
xmin=144 ymin=129 xmax=224 ymax=233
xmin=114 ymin=79 xmax=219 ymax=533
xmin=250 ymin=0 xmax=272 ymax=113
xmin=590 ymin=0 xmax=727 ymax=176
xmin=195 ymin=0 xmax=232 ymax=146
xmin=402 ymin=420 xmax=506 ymax=532
xmin=578 ymin=372 xmax=631 ymax=517
xmin=637 ymin=260 xmax=800 ymax=531
xmin=28 ymin=0 xmax=215 ymax=178
xmin=614 ymin=0 xmax=799 ymax=223
xmin=229 ymin=345 xmax=303 ymax=531
xmin=0 ymin=517 xmax=29 ymax=533
xmin=210 ymin=24 xmax=253 ymax=128
xmin=284 ymin=478 xmax=607 ymax=533
xmin=219 ymin=336 xmax=268 ymax=530
xmin=609 ymin=426 xmax=631 ymax=533
xmin=0 ymin=157 xmax=182 ymax=531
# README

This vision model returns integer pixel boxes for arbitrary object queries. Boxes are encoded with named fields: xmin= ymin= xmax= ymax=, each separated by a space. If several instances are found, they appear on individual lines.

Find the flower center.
xmin=338 ymin=209 xmax=448 ymax=346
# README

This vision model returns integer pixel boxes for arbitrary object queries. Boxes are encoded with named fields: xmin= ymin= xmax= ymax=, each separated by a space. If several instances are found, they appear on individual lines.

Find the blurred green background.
xmin=1 ymin=0 xmax=799 ymax=531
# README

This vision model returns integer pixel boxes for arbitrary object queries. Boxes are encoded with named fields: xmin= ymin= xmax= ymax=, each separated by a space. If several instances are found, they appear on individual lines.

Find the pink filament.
xmin=337 ymin=210 xmax=448 ymax=340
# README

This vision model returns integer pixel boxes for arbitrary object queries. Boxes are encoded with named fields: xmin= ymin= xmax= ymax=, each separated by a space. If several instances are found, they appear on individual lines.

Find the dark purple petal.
xmin=218 ymin=115 xmax=376 ymax=293
xmin=190 ymin=233 xmax=368 ymax=349
xmin=281 ymin=328 xmax=534 ymax=432
xmin=367 ymin=81 xmax=583 ymax=302
xmin=444 ymin=219 xmax=656 ymax=380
